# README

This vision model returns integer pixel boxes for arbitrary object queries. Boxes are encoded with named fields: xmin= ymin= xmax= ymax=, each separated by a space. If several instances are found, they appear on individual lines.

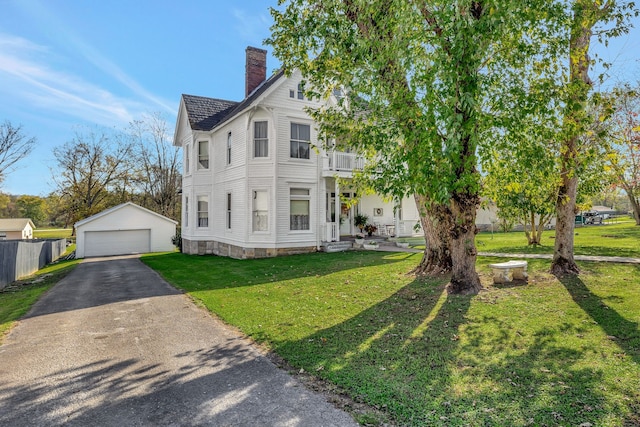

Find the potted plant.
xmin=354 ymin=213 xmax=368 ymax=233
xmin=354 ymin=232 xmax=365 ymax=246
xmin=364 ymin=223 xmax=377 ymax=236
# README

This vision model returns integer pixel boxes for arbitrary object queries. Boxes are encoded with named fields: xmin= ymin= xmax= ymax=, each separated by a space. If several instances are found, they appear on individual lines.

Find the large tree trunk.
xmin=412 ymin=195 xmax=452 ymax=276
xmin=448 ymin=192 xmax=482 ymax=295
xmin=623 ymin=184 xmax=640 ymax=226
xmin=552 ymin=1 xmax=596 ymax=275
xmin=552 ymin=173 xmax=580 ymax=275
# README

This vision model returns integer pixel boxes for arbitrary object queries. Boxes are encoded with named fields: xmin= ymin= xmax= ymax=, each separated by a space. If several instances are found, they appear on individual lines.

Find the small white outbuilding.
xmin=75 ymin=202 xmax=177 ymax=258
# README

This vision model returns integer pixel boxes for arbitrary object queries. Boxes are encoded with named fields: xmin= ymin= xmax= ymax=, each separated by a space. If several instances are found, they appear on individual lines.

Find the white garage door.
xmin=84 ymin=229 xmax=151 ymax=257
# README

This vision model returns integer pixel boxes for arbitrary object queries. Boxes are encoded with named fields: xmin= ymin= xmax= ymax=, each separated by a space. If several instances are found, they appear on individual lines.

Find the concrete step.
xmin=321 ymin=241 xmax=353 ymax=253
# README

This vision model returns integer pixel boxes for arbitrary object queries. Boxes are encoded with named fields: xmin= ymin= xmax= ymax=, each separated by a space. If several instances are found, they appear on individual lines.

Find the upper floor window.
xmin=197 ymin=141 xmax=209 ymax=170
xmin=290 ymin=123 xmax=310 ymax=159
xmin=254 ymin=121 xmax=268 ymax=158
xmin=289 ymin=83 xmax=305 ymax=100
xmin=185 ymin=143 xmax=190 ymax=174
xmin=227 ymin=132 xmax=232 ymax=165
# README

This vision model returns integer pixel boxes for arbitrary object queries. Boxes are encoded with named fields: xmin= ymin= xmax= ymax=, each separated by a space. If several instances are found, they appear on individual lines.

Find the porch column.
xmin=335 ymin=180 xmax=341 ymax=241
xmin=394 ymin=197 xmax=401 ymax=237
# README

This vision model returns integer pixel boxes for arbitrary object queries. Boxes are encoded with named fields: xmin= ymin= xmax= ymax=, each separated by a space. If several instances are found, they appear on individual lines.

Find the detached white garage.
xmin=75 ymin=202 xmax=177 ymax=258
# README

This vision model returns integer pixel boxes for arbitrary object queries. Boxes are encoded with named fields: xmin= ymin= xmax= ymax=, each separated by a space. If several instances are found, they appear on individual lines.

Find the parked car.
xmin=582 ymin=211 xmax=603 ymax=225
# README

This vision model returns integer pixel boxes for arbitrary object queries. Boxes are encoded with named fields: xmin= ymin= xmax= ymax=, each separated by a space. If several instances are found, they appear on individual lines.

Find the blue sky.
xmin=0 ymin=0 xmax=638 ymax=196
xmin=0 ymin=0 xmax=279 ymax=195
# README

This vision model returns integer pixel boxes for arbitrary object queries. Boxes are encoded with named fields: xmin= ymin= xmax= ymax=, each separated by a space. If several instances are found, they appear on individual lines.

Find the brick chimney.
xmin=245 ymin=46 xmax=267 ymax=97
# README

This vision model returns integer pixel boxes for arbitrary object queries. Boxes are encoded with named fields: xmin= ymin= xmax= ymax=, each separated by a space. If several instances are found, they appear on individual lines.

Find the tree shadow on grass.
xmin=273 ymin=275 xmax=628 ymax=426
xmin=558 ymin=274 xmax=639 ymax=365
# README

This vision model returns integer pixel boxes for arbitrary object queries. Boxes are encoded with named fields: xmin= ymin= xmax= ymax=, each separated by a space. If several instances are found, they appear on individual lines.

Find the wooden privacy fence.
xmin=0 ymin=239 xmax=67 ymax=289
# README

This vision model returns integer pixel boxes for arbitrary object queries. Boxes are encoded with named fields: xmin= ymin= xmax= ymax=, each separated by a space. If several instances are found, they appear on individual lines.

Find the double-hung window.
xmin=252 ymin=190 xmax=268 ymax=231
xmin=290 ymin=123 xmax=310 ymax=159
xmin=185 ymin=144 xmax=190 ymax=174
xmin=227 ymin=132 xmax=232 ymax=165
xmin=226 ymin=193 xmax=232 ymax=229
xmin=197 ymin=141 xmax=209 ymax=170
xmin=184 ymin=196 xmax=189 ymax=228
xmin=197 ymin=196 xmax=209 ymax=227
xmin=254 ymin=121 xmax=268 ymax=158
xmin=290 ymin=188 xmax=310 ymax=230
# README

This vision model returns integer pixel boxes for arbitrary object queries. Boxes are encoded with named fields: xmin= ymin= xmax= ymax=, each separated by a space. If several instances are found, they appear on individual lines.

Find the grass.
xmin=33 ymin=228 xmax=73 ymax=239
xmin=143 ymin=250 xmax=640 ymax=426
xmin=475 ymin=220 xmax=640 ymax=258
xmin=0 ymin=258 xmax=80 ymax=343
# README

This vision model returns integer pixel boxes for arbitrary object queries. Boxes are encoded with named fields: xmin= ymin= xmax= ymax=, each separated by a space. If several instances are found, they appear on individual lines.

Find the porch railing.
xmin=325 ymin=222 xmax=339 ymax=242
xmin=327 ymin=151 xmax=365 ymax=172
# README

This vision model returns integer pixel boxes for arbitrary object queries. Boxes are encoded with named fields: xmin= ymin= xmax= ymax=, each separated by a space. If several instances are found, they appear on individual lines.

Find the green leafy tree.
xmin=269 ymin=0 xmax=540 ymax=294
xmin=15 ymin=195 xmax=47 ymax=226
xmin=52 ymin=128 xmax=134 ymax=226
xmin=551 ymin=0 xmax=637 ymax=276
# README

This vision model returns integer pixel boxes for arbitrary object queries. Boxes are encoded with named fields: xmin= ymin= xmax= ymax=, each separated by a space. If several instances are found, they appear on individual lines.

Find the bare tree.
xmin=607 ymin=84 xmax=640 ymax=225
xmin=0 ymin=121 xmax=36 ymax=185
xmin=52 ymin=128 xmax=134 ymax=225
xmin=128 ymin=113 xmax=181 ymax=221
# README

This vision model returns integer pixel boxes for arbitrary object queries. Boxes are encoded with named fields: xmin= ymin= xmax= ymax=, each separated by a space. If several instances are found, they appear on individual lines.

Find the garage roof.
xmin=0 ymin=218 xmax=35 ymax=231
xmin=75 ymin=202 xmax=178 ymax=228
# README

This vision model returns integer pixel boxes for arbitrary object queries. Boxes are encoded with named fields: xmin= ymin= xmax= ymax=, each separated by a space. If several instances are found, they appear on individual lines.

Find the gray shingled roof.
xmin=182 ymin=95 xmax=238 ymax=131
xmin=182 ymin=69 xmax=285 ymax=132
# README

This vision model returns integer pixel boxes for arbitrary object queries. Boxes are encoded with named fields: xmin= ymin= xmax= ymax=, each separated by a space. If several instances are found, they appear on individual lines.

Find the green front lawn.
xmin=143 ymin=251 xmax=640 ymax=426
xmin=476 ymin=220 xmax=640 ymax=258
xmin=0 ymin=259 xmax=80 ymax=342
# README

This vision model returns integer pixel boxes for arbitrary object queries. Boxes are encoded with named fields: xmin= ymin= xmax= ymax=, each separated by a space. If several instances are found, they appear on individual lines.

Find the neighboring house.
xmin=174 ymin=47 xmax=422 ymax=258
xmin=0 ymin=218 xmax=35 ymax=240
xmin=75 ymin=202 xmax=177 ymax=258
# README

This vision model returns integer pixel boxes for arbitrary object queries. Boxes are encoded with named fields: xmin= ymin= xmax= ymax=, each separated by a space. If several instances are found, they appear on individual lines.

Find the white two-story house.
xmin=173 ymin=47 xmax=422 ymax=258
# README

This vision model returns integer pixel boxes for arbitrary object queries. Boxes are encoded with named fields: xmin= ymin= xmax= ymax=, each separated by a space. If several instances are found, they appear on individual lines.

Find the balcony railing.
xmin=326 ymin=151 xmax=365 ymax=172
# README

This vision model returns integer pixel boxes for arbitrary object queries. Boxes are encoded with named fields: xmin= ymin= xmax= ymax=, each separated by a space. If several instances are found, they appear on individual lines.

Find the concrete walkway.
xmin=374 ymin=242 xmax=640 ymax=264
xmin=0 ymin=256 xmax=357 ymax=427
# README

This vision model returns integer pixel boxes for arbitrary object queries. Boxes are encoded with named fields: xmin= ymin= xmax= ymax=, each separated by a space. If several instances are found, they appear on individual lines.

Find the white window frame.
xmin=297 ymin=83 xmax=304 ymax=100
xmin=197 ymin=141 xmax=209 ymax=170
xmin=184 ymin=196 xmax=189 ymax=228
xmin=252 ymin=189 xmax=269 ymax=232
xmin=197 ymin=195 xmax=209 ymax=228
xmin=253 ymin=121 xmax=269 ymax=158
xmin=226 ymin=192 xmax=232 ymax=229
xmin=290 ymin=187 xmax=311 ymax=231
xmin=227 ymin=132 xmax=232 ymax=165
xmin=290 ymin=123 xmax=311 ymax=160
xmin=185 ymin=143 xmax=190 ymax=174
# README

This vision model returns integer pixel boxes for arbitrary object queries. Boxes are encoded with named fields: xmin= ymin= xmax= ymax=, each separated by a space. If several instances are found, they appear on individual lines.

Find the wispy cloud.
xmin=232 ymin=9 xmax=272 ymax=43
xmin=0 ymin=33 xmax=143 ymax=126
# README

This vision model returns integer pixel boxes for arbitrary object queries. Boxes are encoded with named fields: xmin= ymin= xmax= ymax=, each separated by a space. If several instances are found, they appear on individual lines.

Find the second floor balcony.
xmin=323 ymin=151 xmax=365 ymax=177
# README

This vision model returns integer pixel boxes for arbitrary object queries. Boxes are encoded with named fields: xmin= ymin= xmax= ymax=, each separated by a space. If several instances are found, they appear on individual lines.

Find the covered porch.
xmin=321 ymin=177 xmax=422 ymax=243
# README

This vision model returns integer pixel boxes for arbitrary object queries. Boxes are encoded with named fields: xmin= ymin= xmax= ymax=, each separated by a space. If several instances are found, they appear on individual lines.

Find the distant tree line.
xmin=0 ymin=113 xmax=181 ymax=228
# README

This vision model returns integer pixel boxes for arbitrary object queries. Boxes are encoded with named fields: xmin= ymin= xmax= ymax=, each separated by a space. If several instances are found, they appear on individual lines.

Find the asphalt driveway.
xmin=0 ymin=256 xmax=357 ymax=426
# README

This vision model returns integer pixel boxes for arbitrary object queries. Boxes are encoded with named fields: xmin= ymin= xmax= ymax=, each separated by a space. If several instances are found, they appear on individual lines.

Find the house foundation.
xmin=182 ymin=238 xmax=316 ymax=259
